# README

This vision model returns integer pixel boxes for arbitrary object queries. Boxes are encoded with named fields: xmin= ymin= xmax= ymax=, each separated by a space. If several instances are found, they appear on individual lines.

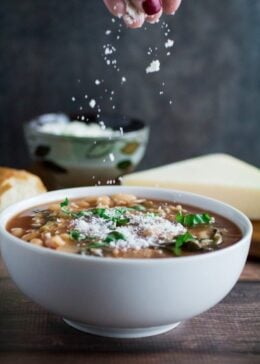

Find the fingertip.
xmin=123 ymin=14 xmax=145 ymax=28
xmin=103 ymin=0 xmax=126 ymax=17
xmin=146 ymin=9 xmax=162 ymax=24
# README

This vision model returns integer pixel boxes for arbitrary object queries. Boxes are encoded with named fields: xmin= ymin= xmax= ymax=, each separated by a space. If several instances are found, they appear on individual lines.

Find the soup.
xmin=7 ymin=193 xmax=242 ymax=259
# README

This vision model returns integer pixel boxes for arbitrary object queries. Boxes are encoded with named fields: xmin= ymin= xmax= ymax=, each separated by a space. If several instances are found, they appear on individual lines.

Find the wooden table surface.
xmin=0 ymin=257 xmax=260 ymax=364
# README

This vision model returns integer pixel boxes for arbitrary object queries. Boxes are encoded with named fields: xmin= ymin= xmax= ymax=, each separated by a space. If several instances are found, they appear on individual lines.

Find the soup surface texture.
xmin=8 ymin=194 xmax=242 ymax=259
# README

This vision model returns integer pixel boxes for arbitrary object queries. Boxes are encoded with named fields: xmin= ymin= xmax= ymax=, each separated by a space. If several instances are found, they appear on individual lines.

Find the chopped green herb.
xmin=87 ymin=231 xmax=126 ymax=250
xmin=114 ymin=207 xmax=128 ymax=214
xmin=91 ymin=208 xmax=110 ymax=219
xmin=70 ymin=230 xmax=98 ymax=241
xmin=104 ymin=231 xmax=126 ymax=243
xmin=115 ymin=217 xmax=130 ymax=226
xmin=176 ymin=212 xmax=213 ymax=227
xmin=60 ymin=198 xmax=69 ymax=208
xmin=91 ymin=207 xmax=130 ymax=226
xmin=112 ymin=208 xmax=130 ymax=226
xmin=69 ymin=229 xmax=87 ymax=241
xmin=60 ymin=198 xmax=92 ymax=219
xmin=173 ymin=232 xmax=196 ymax=256
xmin=146 ymin=212 xmax=158 ymax=217
xmin=88 ymin=242 xmax=110 ymax=249
xmin=73 ymin=210 xmax=92 ymax=218
xmin=131 ymin=205 xmax=146 ymax=211
xmin=60 ymin=198 xmax=71 ymax=215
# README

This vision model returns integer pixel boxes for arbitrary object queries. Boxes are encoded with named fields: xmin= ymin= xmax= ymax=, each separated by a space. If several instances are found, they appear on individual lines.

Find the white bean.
xmin=30 ymin=238 xmax=43 ymax=246
xmin=11 ymin=227 xmax=24 ymax=237
xmin=112 ymin=193 xmax=137 ymax=205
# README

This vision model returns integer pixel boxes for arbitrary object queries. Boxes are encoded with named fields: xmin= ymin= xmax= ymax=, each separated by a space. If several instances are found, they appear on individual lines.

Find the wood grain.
xmin=0 ymin=257 xmax=260 ymax=364
xmin=240 ymin=260 xmax=260 ymax=280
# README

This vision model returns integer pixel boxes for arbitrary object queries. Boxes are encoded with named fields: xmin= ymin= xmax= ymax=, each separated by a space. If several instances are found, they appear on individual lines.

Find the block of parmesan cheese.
xmin=0 ymin=167 xmax=46 ymax=212
xmin=122 ymin=154 xmax=260 ymax=220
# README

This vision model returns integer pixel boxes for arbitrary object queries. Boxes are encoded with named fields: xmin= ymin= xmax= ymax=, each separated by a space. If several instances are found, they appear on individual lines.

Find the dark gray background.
xmin=1 ymin=0 xmax=259 ymax=170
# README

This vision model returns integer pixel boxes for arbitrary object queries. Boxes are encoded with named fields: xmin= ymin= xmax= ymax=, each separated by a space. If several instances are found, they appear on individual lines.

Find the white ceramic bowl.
xmin=0 ymin=187 xmax=252 ymax=338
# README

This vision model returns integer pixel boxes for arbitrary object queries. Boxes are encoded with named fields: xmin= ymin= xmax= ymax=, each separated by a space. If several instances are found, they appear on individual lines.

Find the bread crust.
xmin=0 ymin=167 xmax=47 ymax=206
xmin=0 ymin=167 xmax=46 ymax=196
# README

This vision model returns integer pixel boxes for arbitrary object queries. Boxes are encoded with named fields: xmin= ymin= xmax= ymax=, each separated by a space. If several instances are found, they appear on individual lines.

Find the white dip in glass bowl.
xmin=24 ymin=114 xmax=149 ymax=189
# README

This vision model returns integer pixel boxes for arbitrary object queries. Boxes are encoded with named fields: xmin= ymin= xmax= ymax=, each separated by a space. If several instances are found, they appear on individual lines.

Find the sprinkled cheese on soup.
xmin=7 ymin=194 xmax=242 ymax=259
xmin=72 ymin=209 xmax=186 ymax=251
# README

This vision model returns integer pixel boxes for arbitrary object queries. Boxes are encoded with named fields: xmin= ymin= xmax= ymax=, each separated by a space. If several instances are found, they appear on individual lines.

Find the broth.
xmin=7 ymin=194 xmax=242 ymax=259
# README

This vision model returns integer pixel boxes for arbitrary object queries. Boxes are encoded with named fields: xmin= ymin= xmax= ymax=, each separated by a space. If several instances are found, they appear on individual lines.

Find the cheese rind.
xmin=122 ymin=154 xmax=260 ymax=220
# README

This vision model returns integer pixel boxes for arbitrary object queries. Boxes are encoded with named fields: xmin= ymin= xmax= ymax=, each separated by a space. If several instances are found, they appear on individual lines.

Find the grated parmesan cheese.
xmin=165 ymin=39 xmax=174 ymax=48
xmin=72 ymin=209 xmax=186 ymax=252
xmin=146 ymin=60 xmax=160 ymax=74
xmin=89 ymin=99 xmax=96 ymax=108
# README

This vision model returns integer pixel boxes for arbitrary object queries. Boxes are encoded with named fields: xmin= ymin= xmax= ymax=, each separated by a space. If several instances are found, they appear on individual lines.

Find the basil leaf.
xmin=87 ymin=231 xmax=126 ymax=250
xmin=176 ymin=212 xmax=212 ymax=227
xmin=60 ymin=197 xmax=71 ymax=215
xmin=73 ymin=210 xmax=92 ymax=218
xmin=146 ymin=212 xmax=158 ymax=217
xmin=131 ymin=205 xmax=146 ymax=211
xmin=91 ymin=207 xmax=130 ymax=226
xmin=69 ymin=229 xmax=87 ymax=241
xmin=60 ymin=198 xmax=69 ymax=208
xmin=115 ymin=217 xmax=130 ymax=226
xmin=91 ymin=208 xmax=110 ymax=219
xmin=114 ymin=207 xmax=128 ymax=215
xmin=70 ymin=230 xmax=100 ymax=242
xmin=60 ymin=198 xmax=89 ymax=218
xmin=104 ymin=231 xmax=126 ymax=243
xmin=173 ymin=232 xmax=196 ymax=256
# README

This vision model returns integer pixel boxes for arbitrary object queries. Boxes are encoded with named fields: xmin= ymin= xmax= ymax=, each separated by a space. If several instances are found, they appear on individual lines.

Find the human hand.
xmin=103 ymin=0 xmax=182 ymax=28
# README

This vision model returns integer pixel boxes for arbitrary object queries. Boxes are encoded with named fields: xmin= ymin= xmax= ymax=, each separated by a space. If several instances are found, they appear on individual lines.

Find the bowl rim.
xmin=0 ymin=186 xmax=252 ymax=265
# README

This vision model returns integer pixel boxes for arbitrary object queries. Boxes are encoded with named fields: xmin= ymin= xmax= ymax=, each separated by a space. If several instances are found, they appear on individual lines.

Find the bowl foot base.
xmin=63 ymin=319 xmax=180 ymax=338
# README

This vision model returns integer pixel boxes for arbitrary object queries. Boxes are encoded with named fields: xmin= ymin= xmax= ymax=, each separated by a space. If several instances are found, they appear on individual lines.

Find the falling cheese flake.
xmin=165 ymin=39 xmax=175 ymax=48
xmin=146 ymin=60 xmax=160 ymax=74
xmin=105 ymin=30 xmax=111 ymax=35
xmin=95 ymin=79 xmax=101 ymax=85
xmin=89 ymin=99 xmax=96 ymax=108
xmin=105 ymin=48 xmax=113 ymax=55
xmin=71 ymin=96 xmax=76 ymax=102
xmin=104 ymin=44 xmax=116 ymax=56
